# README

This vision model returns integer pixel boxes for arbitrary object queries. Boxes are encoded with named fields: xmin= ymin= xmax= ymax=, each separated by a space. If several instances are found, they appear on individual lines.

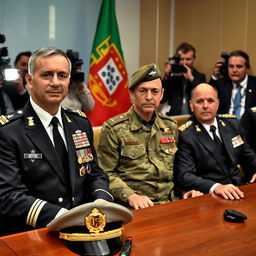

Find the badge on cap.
xmin=231 ymin=135 xmax=244 ymax=148
xmin=85 ymin=208 xmax=106 ymax=233
xmin=149 ymin=66 xmax=157 ymax=76
xmin=72 ymin=130 xmax=90 ymax=148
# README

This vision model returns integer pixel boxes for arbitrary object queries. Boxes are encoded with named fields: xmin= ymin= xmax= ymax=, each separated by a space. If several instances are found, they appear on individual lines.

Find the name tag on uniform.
xmin=231 ymin=135 xmax=244 ymax=148
xmin=124 ymin=140 xmax=139 ymax=145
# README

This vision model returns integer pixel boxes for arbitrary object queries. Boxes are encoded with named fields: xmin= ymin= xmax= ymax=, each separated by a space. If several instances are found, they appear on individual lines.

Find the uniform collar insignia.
xmin=220 ymin=120 xmax=226 ymax=126
xmin=195 ymin=125 xmax=201 ymax=132
xmin=27 ymin=117 xmax=35 ymax=126
xmin=65 ymin=113 xmax=72 ymax=123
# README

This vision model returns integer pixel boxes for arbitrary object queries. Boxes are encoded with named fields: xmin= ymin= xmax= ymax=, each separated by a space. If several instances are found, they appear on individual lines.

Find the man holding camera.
xmin=61 ymin=50 xmax=95 ymax=111
xmin=209 ymin=50 xmax=256 ymax=119
xmin=161 ymin=42 xmax=206 ymax=116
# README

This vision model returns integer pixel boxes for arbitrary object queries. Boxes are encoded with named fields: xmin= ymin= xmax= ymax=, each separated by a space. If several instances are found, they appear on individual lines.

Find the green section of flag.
xmin=90 ymin=0 xmax=124 ymax=62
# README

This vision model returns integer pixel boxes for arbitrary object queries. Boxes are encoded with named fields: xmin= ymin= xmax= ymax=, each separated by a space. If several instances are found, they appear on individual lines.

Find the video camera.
xmin=66 ymin=49 xmax=84 ymax=83
xmin=168 ymin=54 xmax=187 ymax=77
xmin=218 ymin=52 xmax=229 ymax=77
xmin=0 ymin=34 xmax=19 ymax=82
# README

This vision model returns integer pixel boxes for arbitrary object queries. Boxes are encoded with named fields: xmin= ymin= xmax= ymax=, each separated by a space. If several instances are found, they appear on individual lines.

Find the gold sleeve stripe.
xmin=31 ymin=200 xmax=46 ymax=228
xmin=26 ymin=199 xmax=40 ymax=226
xmin=26 ymin=199 xmax=46 ymax=227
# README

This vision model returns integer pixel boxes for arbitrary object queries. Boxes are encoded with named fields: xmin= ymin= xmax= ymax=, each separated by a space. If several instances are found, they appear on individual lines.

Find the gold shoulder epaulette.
xmin=0 ymin=115 xmax=10 ymax=126
xmin=251 ymin=107 xmax=256 ymax=113
xmin=218 ymin=114 xmax=236 ymax=119
xmin=64 ymin=108 xmax=88 ymax=119
xmin=107 ymin=113 xmax=129 ymax=127
xmin=158 ymin=112 xmax=177 ymax=124
xmin=0 ymin=109 xmax=24 ymax=126
xmin=178 ymin=120 xmax=193 ymax=132
xmin=75 ymin=109 xmax=87 ymax=118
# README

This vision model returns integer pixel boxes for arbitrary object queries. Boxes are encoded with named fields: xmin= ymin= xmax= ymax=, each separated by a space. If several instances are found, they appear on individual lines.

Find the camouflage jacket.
xmin=97 ymin=107 xmax=178 ymax=205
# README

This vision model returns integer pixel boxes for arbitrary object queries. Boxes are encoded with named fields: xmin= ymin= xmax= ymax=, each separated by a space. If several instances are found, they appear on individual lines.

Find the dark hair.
xmin=229 ymin=50 xmax=250 ymax=69
xmin=176 ymin=42 xmax=196 ymax=58
xmin=14 ymin=51 xmax=32 ymax=64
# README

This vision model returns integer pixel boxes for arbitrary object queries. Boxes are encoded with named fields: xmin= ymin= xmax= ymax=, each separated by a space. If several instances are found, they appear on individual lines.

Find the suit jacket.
xmin=174 ymin=115 xmax=256 ymax=194
xmin=209 ymin=75 xmax=256 ymax=114
xmin=162 ymin=68 xmax=206 ymax=115
xmin=241 ymin=107 xmax=256 ymax=152
xmin=0 ymin=102 xmax=113 ymax=235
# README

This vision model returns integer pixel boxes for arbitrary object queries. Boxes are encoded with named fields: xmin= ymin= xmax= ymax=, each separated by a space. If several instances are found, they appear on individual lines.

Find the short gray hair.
xmin=28 ymin=47 xmax=72 ymax=76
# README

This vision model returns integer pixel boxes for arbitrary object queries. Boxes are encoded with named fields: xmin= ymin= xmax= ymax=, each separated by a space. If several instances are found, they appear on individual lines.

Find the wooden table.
xmin=1 ymin=183 xmax=256 ymax=255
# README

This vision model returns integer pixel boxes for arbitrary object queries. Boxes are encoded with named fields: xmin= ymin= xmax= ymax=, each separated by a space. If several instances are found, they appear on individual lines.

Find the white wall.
xmin=0 ymin=0 xmax=140 ymax=82
xmin=116 ymin=0 xmax=140 ymax=79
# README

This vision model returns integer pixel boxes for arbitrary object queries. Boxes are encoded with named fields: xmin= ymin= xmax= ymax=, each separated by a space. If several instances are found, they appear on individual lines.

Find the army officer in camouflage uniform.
xmin=97 ymin=63 xmax=202 ymax=210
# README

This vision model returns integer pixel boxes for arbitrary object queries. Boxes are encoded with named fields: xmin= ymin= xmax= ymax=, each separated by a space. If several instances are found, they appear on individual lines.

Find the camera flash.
xmin=4 ymin=68 xmax=19 ymax=81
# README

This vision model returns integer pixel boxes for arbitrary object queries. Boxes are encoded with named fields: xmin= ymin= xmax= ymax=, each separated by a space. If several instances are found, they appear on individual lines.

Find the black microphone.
xmin=120 ymin=237 xmax=133 ymax=256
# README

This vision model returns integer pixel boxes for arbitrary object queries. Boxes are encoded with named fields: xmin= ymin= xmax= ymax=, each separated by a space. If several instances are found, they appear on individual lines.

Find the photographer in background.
xmin=0 ymin=77 xmax=14 ymax=114
xmin=209 ymin=50 xmax=256 ymax=119
xmin=161 ymin=42 xmax=206 ymax=116
xmin=0 ymin=34 xmax=29 ymax=111
xmin=61 ymin=50 xmax=94 ymax=111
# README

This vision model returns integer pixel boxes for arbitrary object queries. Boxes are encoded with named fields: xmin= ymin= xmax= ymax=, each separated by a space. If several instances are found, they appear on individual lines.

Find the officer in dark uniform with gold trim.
xmin=174 ymin=83 xmax=256 ymax=200
xmin=0 ymin=47 xmax=113 ymax=236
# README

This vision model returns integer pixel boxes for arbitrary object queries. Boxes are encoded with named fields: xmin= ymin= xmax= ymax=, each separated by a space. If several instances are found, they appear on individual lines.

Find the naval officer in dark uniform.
xmin=0 ymin=47 xmax=113 ymax=236
xmin=174 ymin=83 xmax=256 ymax=200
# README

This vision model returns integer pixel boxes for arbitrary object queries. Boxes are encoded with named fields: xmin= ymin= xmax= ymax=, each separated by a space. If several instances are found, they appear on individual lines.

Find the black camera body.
xmin=0 ymin=34 xmax=19 ymax=83
xmin=218 ymin=52 xmax=230 ymax=77
xmin=66 ymin=49 xmax=84 ymax=83
xmin=168 ymin=54 xmax=187 ymax=76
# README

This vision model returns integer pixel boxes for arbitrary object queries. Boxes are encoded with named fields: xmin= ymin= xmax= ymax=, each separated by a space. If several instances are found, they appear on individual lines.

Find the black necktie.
xmin=210 ymin=125 xmax=222 ymax=151
xmin=51 ymin=117 xmax=70 ymax=185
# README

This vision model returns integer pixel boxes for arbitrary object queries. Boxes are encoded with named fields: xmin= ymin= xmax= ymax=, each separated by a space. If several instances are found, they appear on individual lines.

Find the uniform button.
xmin=122 ymin=194 xmax=127 ymax=198
xmin=72 ymin=197 xmax=75 ymax=202
xmin=58 ymin=197 xmax=63 ymax=203
xmin=131 ymin=153 xmax=135 ymax=157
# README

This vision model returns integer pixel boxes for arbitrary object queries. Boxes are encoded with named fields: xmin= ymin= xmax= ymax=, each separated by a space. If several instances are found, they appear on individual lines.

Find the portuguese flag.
xmin=85 ymin=0 xmax=131 ymax=126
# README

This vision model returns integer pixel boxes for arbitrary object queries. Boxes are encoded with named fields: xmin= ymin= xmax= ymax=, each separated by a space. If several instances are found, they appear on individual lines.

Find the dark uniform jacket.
xmin=209 ymin=75 xmax=256 ymax=114
xmin=174 ymin=115 xmax=256 ymax=194
xmin=162 ymin=68 xmax=206 ymax=115
xmin=241 ymin=107 xmax=256 ymax=152
xmin=0 ymin=102 xmax=113 ymax=236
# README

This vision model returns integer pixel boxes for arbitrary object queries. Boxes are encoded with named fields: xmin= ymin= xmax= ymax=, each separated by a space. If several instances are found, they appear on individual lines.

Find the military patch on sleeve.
xmin=178 ymin=120 xmax=193 ymax=132
xmin=218 ymin=114 xmax=236 ymax=119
